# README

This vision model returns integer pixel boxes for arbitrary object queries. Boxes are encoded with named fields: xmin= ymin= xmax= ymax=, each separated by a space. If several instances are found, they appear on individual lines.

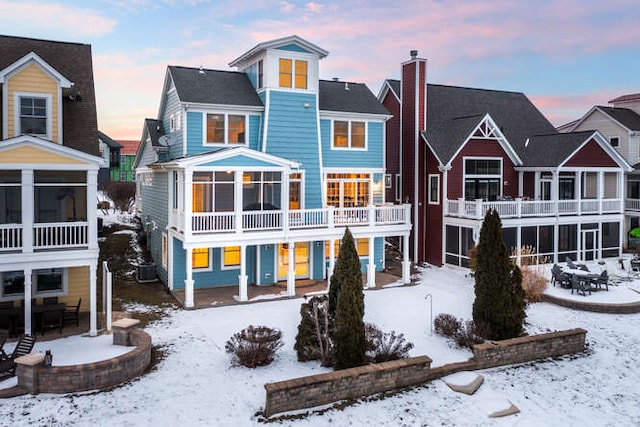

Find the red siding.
xmin=424 ymin=146 xmax=443 ymax=266
xmin=565 ymin=138 xmax=618 ymax=168
xmin=522 ymin=172 xmax=535 ymax=199
xmin=401 ymin=61 xmax=417 ymax=205
xmin=446 ymin=138 xmax=518 ymax=200
xmin=383 ymin=90 xmax=400 ymax=202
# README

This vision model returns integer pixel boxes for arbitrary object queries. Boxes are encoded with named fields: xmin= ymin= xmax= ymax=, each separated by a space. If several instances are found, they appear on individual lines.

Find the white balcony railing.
xmin=0 ymin=224 xmax=22 ymax=251
xmin=625 ymin=199 xmax=640 ymax=212
xmin=33 ymin=222 xmax=89 ymax=249
xmin=447 ymin=198 xmax=623 ymax=220
xmin=183 ymin=205 xmax=411 ymax=235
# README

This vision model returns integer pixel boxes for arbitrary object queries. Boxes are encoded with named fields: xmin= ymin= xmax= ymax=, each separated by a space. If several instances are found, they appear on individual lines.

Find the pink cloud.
xmin=529 ymin=90 xmax=620 ymax=127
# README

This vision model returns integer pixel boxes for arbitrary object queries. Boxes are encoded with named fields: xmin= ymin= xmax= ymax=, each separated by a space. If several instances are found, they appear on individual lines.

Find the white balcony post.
xmin=576 ymin=171 xmax=582 ymax=215
xmin=516 ymin=197 xmax=522 ymax=218
xmin=23 ymin=268 xmax=33 ymax=335
xmin=89 ymin=260 xmax=98 ymax=336
xmin=475 ymin=199 xmax=483 ymax=219
xmin=184 ymin=169 xmax=193 ymax=237
xmin=404 ymin=204 xmax=411 ymax=224
xmin=238 ymin=244 xmax=248 ymax=302
xmin=552 ymin=170 xmax=559 ymax=216
xmin=598 ymin=171 xmax=604 ymax=214
xmin=534 ymin=171 xmax=541 ymax=200
xmin=366 ymin=237 xmax=376 ymax=289
xmin=402 ymin=233 xmax=411 ymax=284
xmin=87 ymin=169 xmax=98 ymax=250
xmin=619 ymin=171 xmax=625 ymax=213
xmin=328 ymin=206 xmax=335 ymax=228
xmin=235 ymin=172 xmax=243 ymax=234
xmin=22 ymin=170 xmax=34 ymax=253
xmin=184 ymin=247 xmax=194 ymax=308
xmin=368 ymin=205 xmax=375 ymax=227
xmin=287 ymin=242 xmax=295 ymax=297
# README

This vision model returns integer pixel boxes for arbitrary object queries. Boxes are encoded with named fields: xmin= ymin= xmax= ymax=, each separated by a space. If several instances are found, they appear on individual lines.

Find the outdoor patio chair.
xmin=566 ymin=257 xmax=578 ymax=270
xmin=0 ymin=334 xmax=36 ymax=377
xmin=551 ymin=264 xmax=563 ymax=286
xmin=40 ymin=309 xmax=63 ymax=335
xmin=64 ymin=298 xmax=81 ymax=327
xmin=590 ymin=270 xmax=609 ymax=291
xmin=570 ymin=275 xmax=591 ymax=296
xmin=556 ymin=272 xmax=572 ymax=289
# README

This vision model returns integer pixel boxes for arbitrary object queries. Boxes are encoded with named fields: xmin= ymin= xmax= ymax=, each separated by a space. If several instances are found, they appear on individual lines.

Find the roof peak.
xmin=609 ymin=93 xmax=640 ymax=104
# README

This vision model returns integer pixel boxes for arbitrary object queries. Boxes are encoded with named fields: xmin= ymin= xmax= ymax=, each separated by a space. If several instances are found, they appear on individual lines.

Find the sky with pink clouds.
xmin=1 ymin=0 xmax=638 ymax=139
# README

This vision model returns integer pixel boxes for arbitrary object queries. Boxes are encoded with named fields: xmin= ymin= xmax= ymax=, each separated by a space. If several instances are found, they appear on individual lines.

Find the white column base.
xmin=184 ymin=279 xmax=195 ymax=308
xmin=238 ymin=274 xmax=248 ymax=302
xmin=287 ymin=242 xmax=296 ymax=297
xmin=366 ymin=263 xmax=376 ymax=289
xmin=402 ymin=260 xmax=411 ymax=284
xmin=89 ymin=261 xmax=98 ymax=337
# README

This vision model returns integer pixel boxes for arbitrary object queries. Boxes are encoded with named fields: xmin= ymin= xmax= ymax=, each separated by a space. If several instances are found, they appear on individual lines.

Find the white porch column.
xmin=238 ymin=244 xmax=248 ymax=302
xmin=287 ymin=242 xmax=295 ymax=297
xmin=22 ymin=170 xmax=34 ymax=253
xmin=402 ymin=234 xmax=411 ymax=284
xmin=184 ymin=169 xmax=193 ymax=236
xmin=598 ymin=171 xmax=604 ymax=214
xmin=87 ymin=169 xmax=98 ymax=250
xmin=518 ymin=171 xmax=524 ymax=198
xmin=184 ymin=247 xmax=194 ymax=308
xmin=619 ymin=171 xmax=625 ymax=213
xmin=441 ymin=168 xmax=449 ymax=216
xmin=553 ymin=223 xmax=559 ymax=264
xmin=366 ymin=236 xmax=376 ymax=289
xmin=167 ymin=235 xmax=174 ymax=291
xmin=23 ymin=268 xmax=33 ymax=335
xmin=328 ymin=238 xmax=336 ymax=282
xmin=534 ymin=171 xmax=541 ymax=200
xmin=89 ymin=260 xmax=98 ymax=336
xmin=234 ymin=171 xmax=243 ymax=233
xmin=576 ymin=171 xmax=582 ymax=215
xmin=551 ymin=170 xmax=559 ymax=213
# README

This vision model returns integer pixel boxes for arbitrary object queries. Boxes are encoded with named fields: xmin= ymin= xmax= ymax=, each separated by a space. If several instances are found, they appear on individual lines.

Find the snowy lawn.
xmin=0 ymin=265 xmax=639 ymax=426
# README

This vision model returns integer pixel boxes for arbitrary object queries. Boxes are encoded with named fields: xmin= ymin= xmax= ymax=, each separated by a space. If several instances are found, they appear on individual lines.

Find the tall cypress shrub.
xmin=472 ymin=209 xmax=526 ymax=340
xmin=331 ymin=228 xmax=366 ymax=369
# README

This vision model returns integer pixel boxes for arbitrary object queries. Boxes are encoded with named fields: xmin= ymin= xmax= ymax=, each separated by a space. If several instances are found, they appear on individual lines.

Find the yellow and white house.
xmin=0 ymin=36 xmax=103 ymax=336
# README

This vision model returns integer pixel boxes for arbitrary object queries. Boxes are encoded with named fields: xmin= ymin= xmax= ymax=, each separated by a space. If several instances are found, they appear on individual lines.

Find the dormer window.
xmin=206 ymin=113 xmax=246 ymax=145
xmin=279 ymin=58 xmax=307 ymax=89
xmin=18 ymin=94 xmax=50 ymax=136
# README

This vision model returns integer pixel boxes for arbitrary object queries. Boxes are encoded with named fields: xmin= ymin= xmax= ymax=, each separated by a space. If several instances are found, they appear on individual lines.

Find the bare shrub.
xmin=365 ymin=323 xmax=414 ymax=363
xmin=513 ymin=245 xmax=549 ymax=303
xmin=454 ymin=320 xmax=487 ymax=349
xmin=434 ymin=313 xmax=461 ymax=337
xmin=100 ymin=181 xmax=136 ymax=212
xmin=225 ymin=325 xmax=283 ymax=368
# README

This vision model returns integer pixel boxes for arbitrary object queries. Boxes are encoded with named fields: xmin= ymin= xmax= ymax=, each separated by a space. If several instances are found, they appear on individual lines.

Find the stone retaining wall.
xmin=264 ymin=356 xmax=433 ymax=417
xmin=543 ymin=293 xmax=640 ymax=314
xmin=264 ymin=328 xmax=587 ymax=417
xmin=16 ymin=319 xmax=151 ymax=394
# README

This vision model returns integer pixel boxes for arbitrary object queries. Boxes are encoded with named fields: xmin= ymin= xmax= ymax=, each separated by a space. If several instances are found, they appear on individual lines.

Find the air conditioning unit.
xmin=137 ymin=262 xmax=156 ymax=282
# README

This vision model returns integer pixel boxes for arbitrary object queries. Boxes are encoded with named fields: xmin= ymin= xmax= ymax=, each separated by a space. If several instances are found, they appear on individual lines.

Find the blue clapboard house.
xmin=134 ymin=35 xmax=412 ymax=307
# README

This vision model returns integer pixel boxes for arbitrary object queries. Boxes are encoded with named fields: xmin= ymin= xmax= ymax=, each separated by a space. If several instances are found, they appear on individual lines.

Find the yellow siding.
xmin=61 ymin=266 xmax=90 ymax=313
xmin=7 ymin=63 xmax=59 ymax=142
xmin=0 ymin=145 xmax=87 ymax=164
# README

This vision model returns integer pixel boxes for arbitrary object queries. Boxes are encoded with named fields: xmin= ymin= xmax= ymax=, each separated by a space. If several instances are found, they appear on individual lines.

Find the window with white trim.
xmin=279 ymin=58 xmax=307 ymax=89
xmin=428 ymin=174 xmax=440 ymax=204
xmin=332 ymin=120 xmax=366 ymax=149
xmin=222 ymin=246 xmax=241 ymax=269
xmin=385 ymin=174 xmax=392 ymax=189
xmin=206 ymin=113 xmax=247 ymax=144
xmin=463 ymin=158 xmax=502 ymax=201
xmin=326 ymin=173 xmax=370 ymax=208
xmin=192 ymin=248 xmax=210 ymax=270
xmin=35 ymin=268 xmax=65 ymax=293
xmin=17 ymin=94 xmax=50 ymax=137
xmin=1 ymin=271 xmax=24 ymax=297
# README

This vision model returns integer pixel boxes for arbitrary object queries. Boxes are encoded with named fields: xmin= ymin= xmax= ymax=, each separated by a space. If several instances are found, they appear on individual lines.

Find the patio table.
xmin=564 ymin=268 xmax=599 ymax=279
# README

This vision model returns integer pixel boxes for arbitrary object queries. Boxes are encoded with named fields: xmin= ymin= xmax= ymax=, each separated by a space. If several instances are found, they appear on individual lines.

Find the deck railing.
xmin=184 ymin=204 xmax=411 ymax=235
xmin=33 ymin=222 xmax=89 ymax=249
xmin=0 ymin=224 xmax=22 ymax=251
xmin=447 ymin=198 xmax=623 ymax=220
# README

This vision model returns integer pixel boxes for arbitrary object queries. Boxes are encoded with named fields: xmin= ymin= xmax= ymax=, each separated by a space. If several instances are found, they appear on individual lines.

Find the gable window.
xmin=610 ymin=137 xmax=619 ymax=147
xmin=428 ymin=174 xmax=440 ymax=204
xmin=192 ymin=248 xmax=210 ymax=269
xmin=279 ymin=58 xmax=307 ymax=89
xmin=206 ymin=114 xmax=246 ymax=145
xmin=332 ymin=120 xmax=366 ymax=149
xmin=463 ymin=158 xmax=501 ymax=201
xmin=18 ymin=95 xmax=49 ymax=136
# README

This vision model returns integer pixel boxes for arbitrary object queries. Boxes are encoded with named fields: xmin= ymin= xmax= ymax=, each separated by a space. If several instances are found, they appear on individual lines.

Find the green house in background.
xmin=110 ymin=139 xmax=140 ymax=182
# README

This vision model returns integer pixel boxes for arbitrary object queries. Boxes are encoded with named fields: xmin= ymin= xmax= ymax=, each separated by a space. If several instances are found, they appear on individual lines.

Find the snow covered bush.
xmin=433 ymin=313 xmax=461 ymax=337
xmin=365 ymin=323 xmax=414 ymax=363
xmin=225 ymin=325 xmax=283 ymax=368
xmin=454 ymin=320 xmax=487 ymax=349
xmin=294 ymin=295 xmax=332 ymax=366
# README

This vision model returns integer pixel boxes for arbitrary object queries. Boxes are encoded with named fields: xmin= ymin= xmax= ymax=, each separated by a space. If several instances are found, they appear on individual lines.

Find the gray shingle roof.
xmin=422 ymin=84 xmax=558 ymax=165
xmin=144 ymin=118 xmax=164 ymax=147
xmin=0 ymin=35 xmax=99 ymax=156
xmin=597 ymin=106 xmax=640 ymax=131
xmin=520 ymin=131 xmax=594 ymax=167
xmin=388 ymin=79 xmax=401 ymax=99
xmin=168 ymin=66 xmax=263 ymax=107
xmin=98 ymin=131 xmax=122 ymax=149
xmin=319 ymin=80 xmax=389 ymax=115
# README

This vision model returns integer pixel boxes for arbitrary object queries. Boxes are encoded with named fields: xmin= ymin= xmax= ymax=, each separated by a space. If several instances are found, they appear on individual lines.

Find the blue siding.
xmin=259 ymin=244 xmax=275 ymax=284
xmin=276 ymin=44 xmax=310 ymax=54
xmin=312 ymin=241 xmax=324 ymax=279
xmin=162 ymin=87 xmax=184 ymax=160
xmin=245 ymin=62 xmax=258 ymax=88
xmin=185 ymin=112 xmax=262 ymax=157
xmin=140 ymin=172 xmax=168 ymax=283
xmin=264 ymin=91 xmax=322 ymax=208
xmin=320 ymin=120 xmax=384 ymax=169
xmin=173 ymin=242 xmax=257 ymax=289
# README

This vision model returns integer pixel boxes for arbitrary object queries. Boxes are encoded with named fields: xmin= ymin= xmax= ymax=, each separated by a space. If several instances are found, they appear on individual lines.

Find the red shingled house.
xmin=379 ymin=51 xmax=632 ymax=267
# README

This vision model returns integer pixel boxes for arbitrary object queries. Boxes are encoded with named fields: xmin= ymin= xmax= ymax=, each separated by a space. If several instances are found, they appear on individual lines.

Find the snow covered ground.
xmin=1 ymin=265 xmax=639 ymax=426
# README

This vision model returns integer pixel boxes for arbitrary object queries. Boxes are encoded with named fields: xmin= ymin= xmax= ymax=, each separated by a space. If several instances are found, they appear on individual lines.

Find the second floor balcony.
xmin=447 ymin=197 xmax=624 ymax=220
xmin=0 ymin=221 xmax=89 ymax=253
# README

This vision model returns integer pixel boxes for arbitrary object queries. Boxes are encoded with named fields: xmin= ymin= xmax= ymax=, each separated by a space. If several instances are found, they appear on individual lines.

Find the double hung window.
xmin=279 ymin=59 xmax=308 ymax=89
xmin=206 ymin=114 xmax=246 ymax=144
xmin=19 ymin=95 xmax=48 ymax=136
xmin=332 ymin=120 xmax=365 ymax=149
